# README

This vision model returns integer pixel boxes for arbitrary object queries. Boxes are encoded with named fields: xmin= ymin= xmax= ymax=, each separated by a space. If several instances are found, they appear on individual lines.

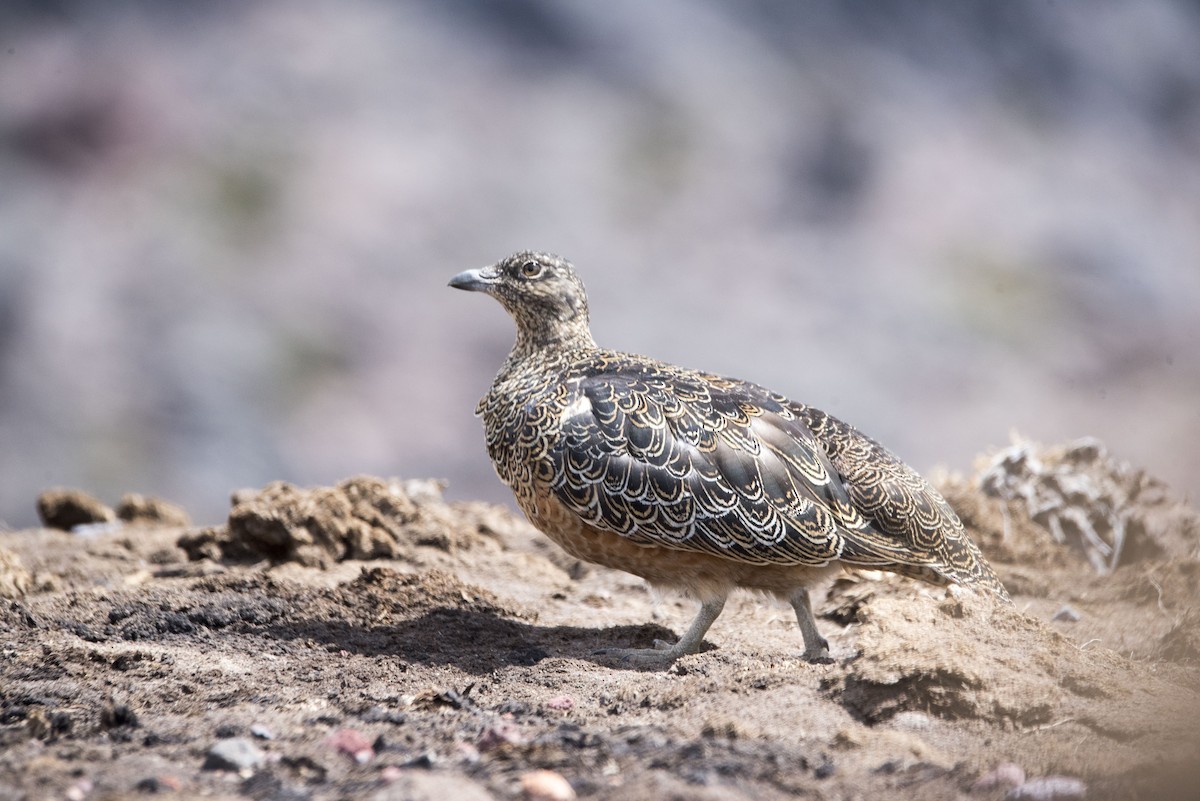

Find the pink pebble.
xmin=477 ymin=720 xmax=526 ymax=752
xmin=520 ymin=769 xmax=576 ymax=800
xmin=973 ymin=762 xmax=1026 ymax=791
xmin=545 ymin=695 xmax=575 ymax=711
xmin=326 ymin=728 xmax=374 ymax=763
xmin=455 ymin=741 xmax=482 ymax=763
xmin=66 ymin=779 xmax=93 ymax=801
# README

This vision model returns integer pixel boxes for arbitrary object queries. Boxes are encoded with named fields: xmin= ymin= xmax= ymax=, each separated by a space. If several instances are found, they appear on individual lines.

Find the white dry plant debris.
xmin=978 ymin=435 xmax=1139 ymax=575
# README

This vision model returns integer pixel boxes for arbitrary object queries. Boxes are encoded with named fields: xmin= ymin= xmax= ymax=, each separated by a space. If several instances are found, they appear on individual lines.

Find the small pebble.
xmin=250 ymin=723 xmax=274 ymax=740
xmin=65 ymin=779 xmax=93 ymax=801
xmin=100 ymin=703 xmax=139 ymax=729
xmin=1006 ymin=776 xmax=1087 ymax=800
xmin=545 ymin=695 xmax=574 ymax=711
xmin=1051 ymin=605 xmax=1082 ymax=623
xmin=401 ymin=751 xmax=437 ymax=769
xmin=135 ymin=775 xmax=183 ymax=793
xmin=203 ymin=737 xmax=265 ymax=772
xmin=361 ymin=705 xmax=408 ymax=725
xmin=326 ymin=728 xmax=374 ymax=763
xmin=477 ymin=719 xmax=525 ymax=751
xmin=455 ymin=741 xmax=481 ymax=764
xmin=890 ymin=711 xmax=934 ymax=731
xmin=72 ymin=521 xmax=123 ymax=538
xmin=973 ymin=762 xmax=1026 ymax=791
xmin=520 ymin=769 xmax=576 ymax=801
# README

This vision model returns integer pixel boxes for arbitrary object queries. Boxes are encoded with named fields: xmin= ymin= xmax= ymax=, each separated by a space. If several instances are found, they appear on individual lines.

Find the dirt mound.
xmin=937 ymin=438 xmax=1200 ymax=608
xmin=0 ymin=566 xmax=526 ymax=657
xmin=840 ymin=593 xmax=1059 ymax=726
xmin=178 ymin=476 xmax=526 ymax=568
xmin=840 ymin=592 xmax=1193 ymax=729
xmin=830 ymin=590 xmax=1200 ymax=798
xmin=970 ymin=436 xmax=1199 ymax=572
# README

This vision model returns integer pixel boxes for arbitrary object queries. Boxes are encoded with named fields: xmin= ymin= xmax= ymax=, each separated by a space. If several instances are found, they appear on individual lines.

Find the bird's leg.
xmin=599 ymin=596 xmax=726 ymax=668
xmin=788 ymin=588 xmax=832 ymax=663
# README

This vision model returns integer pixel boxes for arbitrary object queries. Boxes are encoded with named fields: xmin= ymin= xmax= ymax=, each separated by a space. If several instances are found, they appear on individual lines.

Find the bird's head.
xmin=449 ymin=251 xmax=596 ymax=353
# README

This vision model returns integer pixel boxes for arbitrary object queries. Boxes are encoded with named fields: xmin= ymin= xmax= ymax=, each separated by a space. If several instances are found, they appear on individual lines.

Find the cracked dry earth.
xmin=2 ymin=444 xmax=1199 ymax=801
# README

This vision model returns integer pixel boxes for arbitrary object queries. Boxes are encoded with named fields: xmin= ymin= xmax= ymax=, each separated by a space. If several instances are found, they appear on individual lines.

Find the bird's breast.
xmin=480 ymin=374 xmax=573 ymax=491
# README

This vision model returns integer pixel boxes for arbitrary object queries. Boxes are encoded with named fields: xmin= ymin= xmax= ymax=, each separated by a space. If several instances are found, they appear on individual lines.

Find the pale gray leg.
xmin=789 ymin=588 xmax=831 ymax=663
xmin=599 ymin=596 xmax=727 ymax=668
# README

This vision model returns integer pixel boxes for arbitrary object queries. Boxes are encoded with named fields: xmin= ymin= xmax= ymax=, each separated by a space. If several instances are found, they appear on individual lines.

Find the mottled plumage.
xmin=450 ymin=251 xmax=1008 ymax=664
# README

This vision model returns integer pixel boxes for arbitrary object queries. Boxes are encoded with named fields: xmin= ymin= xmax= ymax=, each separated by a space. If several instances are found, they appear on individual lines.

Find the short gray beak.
xmin=448 ymin=268 xmax=492 ymax=292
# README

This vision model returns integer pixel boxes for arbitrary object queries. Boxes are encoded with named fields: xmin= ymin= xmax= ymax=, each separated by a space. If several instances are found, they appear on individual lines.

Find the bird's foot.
xmin=594 ymin=641 xmax=691 ymax=668
xmin=802 ymin=634 xmax=833 ymax=664
xmin=802 ymin=646 xmax=834 ymax=665
xmin=595 ymin=598 xmax=724 ymax=669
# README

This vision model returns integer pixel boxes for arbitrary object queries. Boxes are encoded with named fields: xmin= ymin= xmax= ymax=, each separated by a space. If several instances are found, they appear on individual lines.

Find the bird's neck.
xmin=501 ymin=320 xmax=598 ymax=377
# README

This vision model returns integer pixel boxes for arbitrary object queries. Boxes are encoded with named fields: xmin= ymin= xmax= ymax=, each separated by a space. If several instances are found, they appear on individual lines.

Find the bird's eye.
xmin=519 ymin=260 xmax=543 ymax=279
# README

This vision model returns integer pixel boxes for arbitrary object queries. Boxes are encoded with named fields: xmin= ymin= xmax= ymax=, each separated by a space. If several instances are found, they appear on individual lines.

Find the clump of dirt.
xmin=973 ymin=436 xmax=1199 ymax=573
xmin=178 ymin=476 xmax=516 ymax=567
xmin=35 ymin=488 xmax=192 ymax=531
xmin=324 ymin=566 xmax=530 ymax=624
xmin=840 ymin=594 xmax=1091 ymax=725
xmin=935 ymin=437 xmax=1199 ymax=605
xmin=35 ymin=487 xmax=115 ymax=530
xmin=115 ymin=493 xmax=191 ymax=528
xmin=0 ymin=546 xmax=31 ymax=598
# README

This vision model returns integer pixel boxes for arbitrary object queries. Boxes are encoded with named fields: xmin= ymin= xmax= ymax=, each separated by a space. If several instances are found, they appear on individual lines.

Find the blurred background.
xmin=1 ymin=0 xmax=1197 ymax=530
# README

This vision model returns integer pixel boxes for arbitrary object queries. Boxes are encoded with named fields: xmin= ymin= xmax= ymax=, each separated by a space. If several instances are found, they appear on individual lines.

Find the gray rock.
xmin=1007 ymin=776 xmax=1087 ymax=800
xmin=203 ymin=737 xmax=265 ymax=772
xmin=1051 ymin=605 xmax=1082 ymax=623
xmin=250 ymin=723 xmax=275 ymax=740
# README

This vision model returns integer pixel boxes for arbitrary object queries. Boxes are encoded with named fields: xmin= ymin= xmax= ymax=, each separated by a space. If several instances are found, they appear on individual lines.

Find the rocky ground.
xmin=1 ymin=438 xmax=1198 ymax=800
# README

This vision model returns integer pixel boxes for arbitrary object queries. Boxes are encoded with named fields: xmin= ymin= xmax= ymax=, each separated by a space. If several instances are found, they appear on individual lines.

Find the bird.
xmin=449 ymin=251 xmax=1009 ymax=666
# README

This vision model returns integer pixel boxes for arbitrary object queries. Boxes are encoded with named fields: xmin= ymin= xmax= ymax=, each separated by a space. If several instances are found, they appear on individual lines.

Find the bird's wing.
xmin=793 ymin=403 xmax=1008 ymax=594
xmin=546 ymin=363 xmax=1008 ymax=597
xmin=547 ymin=365 xmax=929 ymax=567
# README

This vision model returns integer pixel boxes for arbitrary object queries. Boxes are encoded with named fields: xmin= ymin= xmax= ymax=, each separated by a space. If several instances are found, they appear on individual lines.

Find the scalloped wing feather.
xmin=541 ymin=361 xmax=1007 ymax=599
xmin=548 ymin=368 xmax=863 ymax=566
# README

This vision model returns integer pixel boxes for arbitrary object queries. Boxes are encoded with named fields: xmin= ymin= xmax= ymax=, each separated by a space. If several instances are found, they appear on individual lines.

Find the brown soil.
xmin=2 ymin=442 xmax=1199 ymax=800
